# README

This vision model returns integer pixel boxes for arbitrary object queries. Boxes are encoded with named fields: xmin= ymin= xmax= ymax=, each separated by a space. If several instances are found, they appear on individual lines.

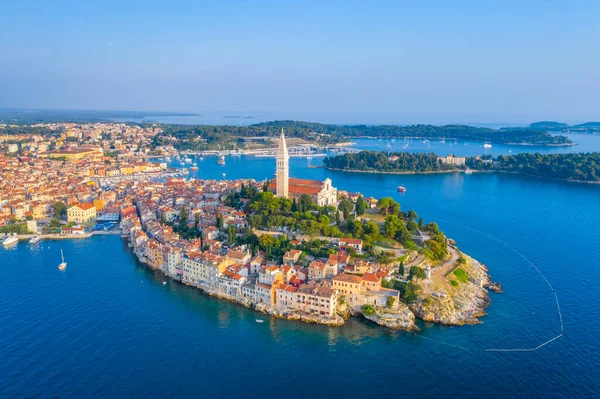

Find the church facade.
xmin=269 ymin=130 xmax=338 ymax=207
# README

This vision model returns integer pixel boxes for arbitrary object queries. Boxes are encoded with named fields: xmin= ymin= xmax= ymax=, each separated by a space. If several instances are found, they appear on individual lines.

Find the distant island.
xmin=522 ymin=121 xmax=600 ymax=133
xmin=324 ymin=151 xmax=600 ymax=183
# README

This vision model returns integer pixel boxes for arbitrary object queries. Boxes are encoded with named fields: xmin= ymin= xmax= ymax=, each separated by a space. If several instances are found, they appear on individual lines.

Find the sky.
xmin=1 ymin=0 xmax=599 ymax=124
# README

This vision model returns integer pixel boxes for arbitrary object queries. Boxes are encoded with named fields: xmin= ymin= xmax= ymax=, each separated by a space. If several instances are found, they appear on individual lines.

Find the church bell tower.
xmin=276 ymin=128 xmax=289 ymax=198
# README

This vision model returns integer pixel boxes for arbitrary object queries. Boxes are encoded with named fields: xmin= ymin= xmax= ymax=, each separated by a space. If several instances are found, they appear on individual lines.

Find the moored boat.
xmin=397 ymin=186 xmax=407 ymax=193
xmin=29 ymin=236 xmax=41 ymax=245
xmin=217 ymin=155 xmax=226 ymax=165
xmin=2 ymin=234 xmax=18 ymax=247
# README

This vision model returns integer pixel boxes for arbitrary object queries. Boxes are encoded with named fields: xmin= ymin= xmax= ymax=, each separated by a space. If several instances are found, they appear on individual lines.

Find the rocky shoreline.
xmin=410 ymin=256 xmax=493 ymax=326
xmin=130 ymin=239 xmax=495 ymax=332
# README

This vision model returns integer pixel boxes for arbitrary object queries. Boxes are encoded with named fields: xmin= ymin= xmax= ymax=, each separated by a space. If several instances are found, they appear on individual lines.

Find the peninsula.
xmin=324 ymin=150 xmax=600 ymax=183
xmin=0 ymin=124 xmax=497 ymax=331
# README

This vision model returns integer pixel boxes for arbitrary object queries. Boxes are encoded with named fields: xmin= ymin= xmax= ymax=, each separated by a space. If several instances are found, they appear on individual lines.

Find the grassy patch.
xmin=453 ymin=268 xmax=469 ymax=283
xmin=373 ymin=237 xmax=400 ymax=249
xmin=450 ymin=279 xmax=459 ymax=287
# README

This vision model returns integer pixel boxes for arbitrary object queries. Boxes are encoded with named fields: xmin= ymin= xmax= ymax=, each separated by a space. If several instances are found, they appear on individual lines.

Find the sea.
xmin=1 ymin=134 xmax=599 ymax=398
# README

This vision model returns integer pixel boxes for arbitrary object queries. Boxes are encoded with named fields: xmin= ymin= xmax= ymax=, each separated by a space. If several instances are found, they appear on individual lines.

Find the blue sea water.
xmin=2 ymin=138 xmax=600 ymax=398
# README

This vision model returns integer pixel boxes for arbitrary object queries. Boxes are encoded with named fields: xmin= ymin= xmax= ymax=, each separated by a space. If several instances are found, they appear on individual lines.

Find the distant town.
xmin=0 ymin=122 xmax=498 ymax=330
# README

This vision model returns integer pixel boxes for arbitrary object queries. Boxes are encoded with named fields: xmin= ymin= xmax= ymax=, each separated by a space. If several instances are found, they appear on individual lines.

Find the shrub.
xmin=450 ymin=280 xmax=459 ymax=287
xmin=362 ymin=305 xmax=376 ymax=316
xmin=386 ymin=296 xmax=396 ymax=308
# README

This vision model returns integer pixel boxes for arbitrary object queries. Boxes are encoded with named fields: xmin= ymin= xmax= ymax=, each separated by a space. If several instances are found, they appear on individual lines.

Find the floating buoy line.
xmin=410 ymin=217 xmax=564 ymax=352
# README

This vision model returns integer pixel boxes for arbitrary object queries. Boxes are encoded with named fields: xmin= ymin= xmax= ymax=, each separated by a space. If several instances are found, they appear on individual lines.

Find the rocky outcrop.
xmin=410 ymin=256 xmax=491 ymax=326
xmin=362 ymin=304 xmax=419 ymax=331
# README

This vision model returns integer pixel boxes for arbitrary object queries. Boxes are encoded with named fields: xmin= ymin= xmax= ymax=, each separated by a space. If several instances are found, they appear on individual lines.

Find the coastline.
xmin=325 ymin=166 xmax=600 ymax=184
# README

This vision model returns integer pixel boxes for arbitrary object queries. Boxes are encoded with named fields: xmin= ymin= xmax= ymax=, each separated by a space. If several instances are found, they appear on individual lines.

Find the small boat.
xmin=255 ymin=319 xmax=264 ymax=323
xmin=217 ymin=155 xmax=226 ymax=165
xmin=483 ymin=143 xmax=492 ymax=148
xmin=29 ymin=236 xmax=41 ymax=245
xmin=58 ymin=249 xmax=67 ymax=271
xmin=465 ymin=169 xmax=473 ymax=174
xmin=222 ymin=173 xmax=227 ymax=177
xmin=190 ymin=166 xmax=198 ymax=171
xmin=2 ymin=234 xmax=18 ymax=247
xmin=199 ymin=157 xmax=204 ymax=161
xmin=397 ymin=186 xmax=407 ymax=193
xmin=163 ymin=281 xmax=167 ymax=285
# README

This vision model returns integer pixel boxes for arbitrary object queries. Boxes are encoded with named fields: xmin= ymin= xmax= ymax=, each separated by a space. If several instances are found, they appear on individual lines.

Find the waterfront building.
xmin=438 ymin=154 xmax=467 ymax=166
xmin=67 ymin=203 xmax=97 ymax=224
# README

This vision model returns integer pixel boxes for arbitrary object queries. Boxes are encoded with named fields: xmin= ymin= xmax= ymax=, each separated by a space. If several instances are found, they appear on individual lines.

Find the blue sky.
xmin=1 ymin=0 xmax=599 ymax=124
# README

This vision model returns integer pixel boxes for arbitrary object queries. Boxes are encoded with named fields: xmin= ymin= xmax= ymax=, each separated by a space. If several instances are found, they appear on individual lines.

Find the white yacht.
xmin=2 ymin=234 xmax=18 ymax=247
xmin=29 ymin=236 xmax=41 ymax=245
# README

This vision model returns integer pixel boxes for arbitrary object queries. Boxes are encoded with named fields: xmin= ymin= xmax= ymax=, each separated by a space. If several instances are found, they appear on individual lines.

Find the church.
xmin=268 ymin=129 xmax=338 ymax=207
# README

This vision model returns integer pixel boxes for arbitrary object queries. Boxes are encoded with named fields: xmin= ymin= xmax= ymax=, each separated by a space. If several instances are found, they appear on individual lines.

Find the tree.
xmin=377 ymin=197 xmax=399 ymax=217
xmin=384 ymin=215 xmax=401 ymax=238
xmin=338 ymin=199 xmax=353 ymax=220
xmin=291 ymin=198 xmax=298 ymax=212
xmin=356 ymin=195 xmax=367 ymax=216
xmin=409 ymin=266 xmax=426 ymax=280
xmin=335 ymin=209 xmax=341 ymax=225
xmin=227 ymin=225 xmax=236 ymax=243
xmin=386 ymin=296 xmax=396 ymax=308
xmin=53 ymin=202 xmax=67 ymax=219
xmin=216 ymin=214 xmax=224 ymax=228
xmin=25 ymin=215 xmax=34 ymax=221
xmin=251 ymin=191 xmax=279 ymax=215
xmin=299 ymin=195 xmax=313 ymax=214
xmin=365 ymin=221 xmax=379 ymax=237
xmin=418 ymin=217 xmax=424 ymax=229
xmin=407 ymin=210 xmax=418 ymax=221
xmin=398 ymin=261 xmax=405 ymax=276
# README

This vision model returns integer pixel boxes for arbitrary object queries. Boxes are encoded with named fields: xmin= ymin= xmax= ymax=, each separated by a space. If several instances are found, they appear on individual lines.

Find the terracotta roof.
xmin=333 ymin=273 xmax=363 ymax=284
xmin=362 ymin=272 xmax=381 ymax=283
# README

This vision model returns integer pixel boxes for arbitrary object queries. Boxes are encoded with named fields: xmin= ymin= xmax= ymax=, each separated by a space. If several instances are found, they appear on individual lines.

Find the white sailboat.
xmin=58 ymin=249 xmax=67 ymax=271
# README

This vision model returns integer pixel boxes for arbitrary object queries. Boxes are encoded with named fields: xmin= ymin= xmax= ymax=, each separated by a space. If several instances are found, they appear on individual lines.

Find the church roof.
xmin=269 ymin=178 xmax=324 ymax=196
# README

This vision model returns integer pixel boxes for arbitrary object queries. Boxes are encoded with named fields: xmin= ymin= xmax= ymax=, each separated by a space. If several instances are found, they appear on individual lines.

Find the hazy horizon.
xmin=2 ymin=0 xmax=599 ymax=123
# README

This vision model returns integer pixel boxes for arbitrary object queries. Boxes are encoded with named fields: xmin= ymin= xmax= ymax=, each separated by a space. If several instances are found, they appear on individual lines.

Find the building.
xmin=438 ymin=154 xmax=466 ymax=166
xmin=47 ymin=148 xmax=102 ymax=161
xmin=275 ymin=128 xmax=289 ymax=198
xmin=67 ymin=203 xmax=97 ymax=224
xmin=270 ymin=130 xmax=338 ymax=207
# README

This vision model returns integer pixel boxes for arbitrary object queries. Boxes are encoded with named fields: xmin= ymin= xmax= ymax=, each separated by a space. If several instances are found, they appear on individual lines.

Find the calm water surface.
xmin=2 ymin=141 xmax=600 ymax=398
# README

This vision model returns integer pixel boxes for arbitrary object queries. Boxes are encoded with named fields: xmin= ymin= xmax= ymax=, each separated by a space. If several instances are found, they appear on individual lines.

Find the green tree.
xmin=338 ymin=199 xmax=353 ymax=220
xmin=386 ymin=296 xmax=396 ymax=308
xmin=227 ymin=225 xmax=236 ymax=243
xmin=53 ymin=202 xmax=67 ymax=219
xmin=299 ymin=195 xmax=313 ymax=214
xmin=377 ymin=197 xmax=399 ymax=217
xmin=407 ymin=210 xmax=418 ymax=220
xmin=409 ymin=266 xmax=426 ymax=280
xmin=356 ymin=195 xmax=367 ymax=216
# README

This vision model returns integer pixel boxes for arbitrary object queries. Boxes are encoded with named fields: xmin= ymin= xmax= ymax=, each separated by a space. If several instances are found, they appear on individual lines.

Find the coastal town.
xmin=0 ymin=122 xmax=496 ymax=330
